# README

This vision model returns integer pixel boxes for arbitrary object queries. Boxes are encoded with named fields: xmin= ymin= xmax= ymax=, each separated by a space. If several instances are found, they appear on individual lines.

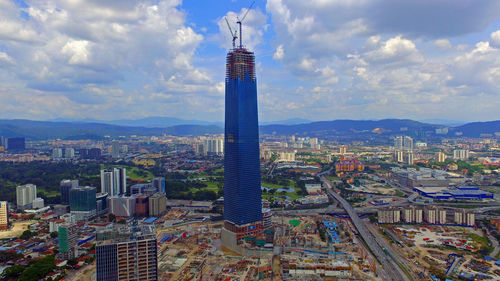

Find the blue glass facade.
xmin=224 ymin=48 xmax=262 ymax=226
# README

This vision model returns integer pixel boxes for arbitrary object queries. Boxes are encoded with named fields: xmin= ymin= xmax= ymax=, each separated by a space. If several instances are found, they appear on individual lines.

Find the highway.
xmin=321 ymin=175 xmax=412 ymax=281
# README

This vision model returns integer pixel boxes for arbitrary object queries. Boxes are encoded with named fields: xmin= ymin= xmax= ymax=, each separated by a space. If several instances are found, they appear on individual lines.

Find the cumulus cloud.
xmin=434 ymin=39 xmax=453 ymax=50
xmin=216 ymin=7 xmax=268 ymax=50
xmin=0 ymin=0 xmax=223 ymax=120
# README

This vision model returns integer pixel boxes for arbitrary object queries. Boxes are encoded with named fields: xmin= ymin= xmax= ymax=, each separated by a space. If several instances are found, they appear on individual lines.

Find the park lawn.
xmin=189 ymin=182 xmax=220 ymax=194
xmin=100 ymin=164 xmax=154 ymax=181
xmin=38 ymin=189 xmax=59 ymax=198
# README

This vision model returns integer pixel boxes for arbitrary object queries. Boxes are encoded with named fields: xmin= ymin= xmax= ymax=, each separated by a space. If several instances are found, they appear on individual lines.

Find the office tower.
xmin=100 ymin=168 xmax=127 ymax=196
xmin=453 ymin=149 xmax=469 ymax=160
xmin=6 ymin=137 xmax=25 ymax=151
xmin=0 ymin=136 xmax=4 ymax=148
xmin=96 ymin=225 xmax=158 ymax=281
xmin=394 ymin=136 xmax=403 ymax=150
xmin=109 ymin=196 xmax=135 ymax=217
xmin=61 ymin=179 xmax=79 ymax=205
xmin=70 ymin=186 xmax=97 ymax=221
xmin=111 ymin=141 xmax=120 ymax=159
xmin=64 ymin=148 xmax=75 ymax=158
xmin=96 ymin=193 xmax=109 ymax=216
xmin=152 ymin=177 xmax=165 ymax=193
xmin=89 ymin=148 xmax=102 ymax=159
xmin=221 ymin=40 xmax=263 ymax=251
xmin=135 ymin=195 xmax=150 ymax=217
xmin=53 ymin=148 xmax=63 ymax=159
xmin=149 ymin=193 xmax=166 ymax=216
xmin=79 ymin=148 xmax=89 ymax=159
xmin=0 ymin=202 xmax=8 ymax=230
xmin=16 ymin=184 xmax=37 ymax=210
xmin=58 ymin=224 xmax=78 ymax=260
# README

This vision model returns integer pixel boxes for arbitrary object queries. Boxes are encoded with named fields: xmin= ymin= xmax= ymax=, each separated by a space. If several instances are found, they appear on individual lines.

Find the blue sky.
xmin=0 ymin=0 xmax=500 ymax=122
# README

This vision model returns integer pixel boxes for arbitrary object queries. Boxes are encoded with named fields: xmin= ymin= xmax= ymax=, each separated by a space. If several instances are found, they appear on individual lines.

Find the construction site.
xmin=152 ymin=208 xmax=385 ymax=280
xmin=374 ymin=224 xmax=500 ymax=280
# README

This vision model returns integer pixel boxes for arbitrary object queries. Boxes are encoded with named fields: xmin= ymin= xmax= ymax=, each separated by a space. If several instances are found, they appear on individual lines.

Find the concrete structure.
xmin=16 ymin=184 xmax=37 ymax=210
xmin=96 ymin=225 xmax=157 ymax=281
xmin=64 ymin=148 xmax=75 ymax=158
xmin=377 ymin=208 xmax=401 ymax=224
xmin=109 ymin=196 xmax=135 ymax=217
xmin=262 ymin=208 xmax=272 ymax=230
xmin=453 ymin=149 xmax=469 ymax=160
xmin=70 ymin=186 xmax=97 ymax=221
xmin=60 ymin=179 xmax=79 ymax=205
xmin=149 ymin=193 xmax=166 ymax=216
xmin=152 ymin=177 xmax=165 ymax=193
xmin=435 ymin=152 xmax=446 ymax=163
xmin=32 ymin=197 xmax=44 ymax=209
xmin=58 ymin=223 xmax=78 ymax=260
xmin=402 ymin=207 xmax=423 ymax=223
xmin=203 ymin=138 xmax=224 ymax=155
xmin=96 ymin=192 xmax=109 ymax=216
xmin=111 ymin=141 xmax=120 ymax=159
xmin=222 ymin=44 xmax=263 ymax=252
xmin=52 ymin=148 xmax=63 ymax=159
xmin=135 ymin=195 xmax=150 ymax=217
xmin=454 ymin=210 xmax=475 ymax=226
xmin=0 ymin=201 xmax=8 ymax=230
xmin=392 ymin=167 xmax=449 ymax=188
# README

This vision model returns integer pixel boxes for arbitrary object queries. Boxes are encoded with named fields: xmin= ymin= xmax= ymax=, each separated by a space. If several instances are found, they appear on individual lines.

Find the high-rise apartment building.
xmin=100 ymin=168 xmax=127 ymax=196
xmin=61 ymin=179 xmax=79 ymax=205
xmin=203 ymin=138 xmax=224 ymax=155
xmin=96 ymin=225 xmax=158 ymax=281
xmin=339 ymin=146 xmax=347 ymax=155
xmin=0 ymin=201 xmax=8 ymax=230
xmin=53 ymin=148 xmax=63 ymax=159
xmin=64 ymin=148 xmax=75 ymax=158
xmin=394 ymin=136 xmax=413 ymax=151
xmin=453 ymin=149 xmax=469 ymax=160
xmin=435 ymin=152 xmax=446 ymax=163
xmin=111 ymin=141 xmax=120 ymax=159
xmin=16 ymin=184 xmax=37 ymax=210
xmin=221 ymin=43 xmax=263 ymax=251
xmin=70 ymin=186 xmax=97 ymax=221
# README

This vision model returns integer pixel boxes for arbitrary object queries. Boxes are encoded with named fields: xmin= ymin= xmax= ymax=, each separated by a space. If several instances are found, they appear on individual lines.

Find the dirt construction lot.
xmin=0 ymin=221 xmax=35 ymax=239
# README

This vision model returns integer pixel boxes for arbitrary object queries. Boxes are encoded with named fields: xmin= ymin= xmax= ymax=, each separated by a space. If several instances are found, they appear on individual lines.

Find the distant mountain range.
xmin=47 ymin=117 xmax=312 ymax=128
xmin=0 ymin=118 xmax=498 ymax=140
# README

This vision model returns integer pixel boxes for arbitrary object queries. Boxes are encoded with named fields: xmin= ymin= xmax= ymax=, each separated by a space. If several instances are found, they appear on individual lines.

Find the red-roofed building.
xmin=336 ymin=158 xmax=364 ymax=172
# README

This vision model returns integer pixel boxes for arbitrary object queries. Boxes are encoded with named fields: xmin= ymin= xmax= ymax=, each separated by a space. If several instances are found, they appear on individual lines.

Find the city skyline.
xmin=0 ymin=0 xmax=499 ymax=122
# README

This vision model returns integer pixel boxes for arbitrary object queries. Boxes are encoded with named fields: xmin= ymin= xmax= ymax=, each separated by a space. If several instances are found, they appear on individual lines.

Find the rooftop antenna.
xmin=224 ymin=17 xmax=238 ymax=48
xmin=237 ymin=1 xmax=255 ymax=48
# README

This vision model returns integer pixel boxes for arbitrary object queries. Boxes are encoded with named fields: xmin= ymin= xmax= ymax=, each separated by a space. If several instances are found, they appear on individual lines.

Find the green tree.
xmin=108 ymin=213 xmax=116 ymax=222
xmin=1 ymin=265 xmax=25 ymax=280
xmin=20 ymin=230 xmax=33 ymax=240
xmin=50 ymin=231 xmax=58 ymax=238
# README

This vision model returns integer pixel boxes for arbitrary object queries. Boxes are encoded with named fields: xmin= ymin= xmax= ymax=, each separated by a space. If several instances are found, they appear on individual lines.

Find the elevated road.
xmin=321 ymin=175 xmax=412 ymax=281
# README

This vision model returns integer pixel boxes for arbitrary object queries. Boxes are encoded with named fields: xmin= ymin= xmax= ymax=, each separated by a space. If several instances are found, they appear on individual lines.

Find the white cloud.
xmin=434 ymin=39 xmax=453 ymax=50
xmin=216 ymin=7 xmax=268 ymax=50
xmin=491 ymin=30 xmax=500 ymax=47
xmin=273 ymin=44 xmax=284 ymax=60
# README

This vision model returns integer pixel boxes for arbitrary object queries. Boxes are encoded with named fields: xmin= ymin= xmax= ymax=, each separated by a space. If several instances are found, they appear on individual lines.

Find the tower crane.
xmin=236 ymin=1 xmax=255 ymax=48
xmin=225 ymin=17 xmax=238 ymax=48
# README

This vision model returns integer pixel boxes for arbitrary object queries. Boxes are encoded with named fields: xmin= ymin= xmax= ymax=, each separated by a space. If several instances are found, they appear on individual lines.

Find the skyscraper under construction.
xmin=221 ymin=37 xmax=263 ymax=251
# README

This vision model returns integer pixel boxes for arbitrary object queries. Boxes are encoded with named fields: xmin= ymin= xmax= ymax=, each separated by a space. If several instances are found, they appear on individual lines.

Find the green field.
xmin=261 ymin=180 xmax=302 ymax=201
xmin=100 ymin=164 xmax=154 ymax=181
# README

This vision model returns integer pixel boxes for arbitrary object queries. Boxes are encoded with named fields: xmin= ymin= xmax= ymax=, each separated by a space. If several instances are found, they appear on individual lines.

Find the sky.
xmin=1 ymin=0 xmax=500 ymax=122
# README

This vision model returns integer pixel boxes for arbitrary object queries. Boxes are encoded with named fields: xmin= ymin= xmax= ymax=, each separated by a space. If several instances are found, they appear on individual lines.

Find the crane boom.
xmin=225 ymin=17 xmax=237 ymax=48
xmin=237 ymin=1 xmax=255 ymax=48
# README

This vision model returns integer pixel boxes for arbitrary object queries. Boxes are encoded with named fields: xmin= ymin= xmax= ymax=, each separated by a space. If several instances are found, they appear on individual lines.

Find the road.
xmin=321 ymin=175 xmax=411 ymax=281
